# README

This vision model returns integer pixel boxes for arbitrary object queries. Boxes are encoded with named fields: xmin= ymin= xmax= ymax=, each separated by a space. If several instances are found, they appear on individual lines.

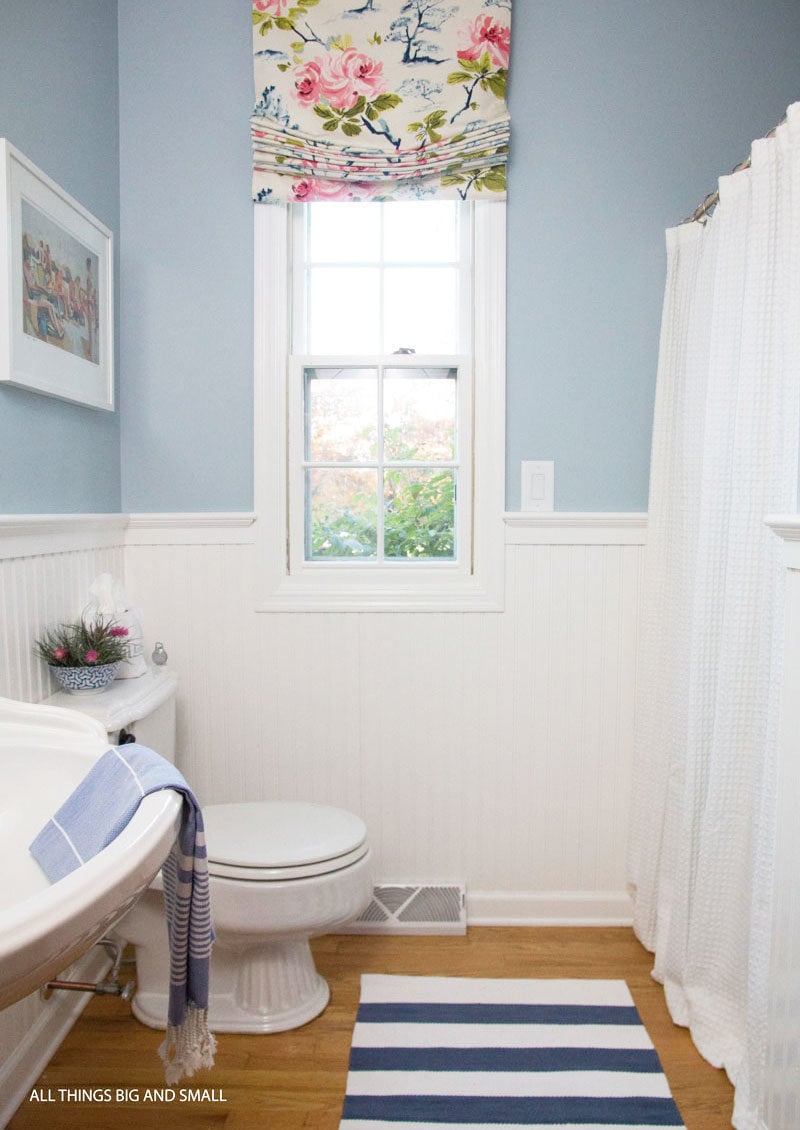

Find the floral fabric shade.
xmin=251 ymin=0 xmax=511 ymax=203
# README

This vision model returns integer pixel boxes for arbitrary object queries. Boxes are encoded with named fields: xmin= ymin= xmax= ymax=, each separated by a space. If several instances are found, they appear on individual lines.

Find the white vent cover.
xmin=341 ymin=884 xmax=466 ymax=935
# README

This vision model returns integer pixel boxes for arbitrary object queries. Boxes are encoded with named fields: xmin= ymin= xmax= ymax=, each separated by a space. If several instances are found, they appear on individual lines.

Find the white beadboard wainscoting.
xmin=762 ymin=519 xmax=800 ymax=1130
xmin=123 ymin=512 xmax=645 ymax=926
xmin=0 ymin=516 xmax=126 ymax=1124
xmin=0 ymin=515 xmax=126 ymax=703
xmin=0 ymin=511 xmax=645 ymax=929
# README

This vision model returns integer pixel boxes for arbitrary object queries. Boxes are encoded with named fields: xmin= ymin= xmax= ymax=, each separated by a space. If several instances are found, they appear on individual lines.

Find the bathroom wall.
xmin=0 ymin=1 xmax=121 ymax=514
xmin=116 ymin=0 xmax=800 ymax=513
xmin=109 ymin=1 xmax=800 ymax=913
xmin=2 ymin=0 xmax=799 ymax=919
xmin=125 ymin=515 xmax=644 ymax=922
xmin=117 ymin=1 xmax=254 ymax=513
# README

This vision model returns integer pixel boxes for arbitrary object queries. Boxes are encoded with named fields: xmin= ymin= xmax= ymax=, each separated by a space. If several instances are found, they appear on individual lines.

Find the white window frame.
xmin=254 ymin=201 xmax=506 ymax=612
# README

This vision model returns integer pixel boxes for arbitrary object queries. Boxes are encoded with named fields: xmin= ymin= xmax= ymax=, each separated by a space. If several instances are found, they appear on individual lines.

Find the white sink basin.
xmin=0 ymin=696 xmax=182 ymax=1011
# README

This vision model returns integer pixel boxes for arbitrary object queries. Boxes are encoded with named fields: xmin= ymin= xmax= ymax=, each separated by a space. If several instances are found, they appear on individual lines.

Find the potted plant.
xmin=35 ymin=616 xmax=130 ymax=695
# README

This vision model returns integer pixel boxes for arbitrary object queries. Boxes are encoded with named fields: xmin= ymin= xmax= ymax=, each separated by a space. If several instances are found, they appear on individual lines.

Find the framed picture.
xmin=0 ymin=139 xmax=113 ymax=411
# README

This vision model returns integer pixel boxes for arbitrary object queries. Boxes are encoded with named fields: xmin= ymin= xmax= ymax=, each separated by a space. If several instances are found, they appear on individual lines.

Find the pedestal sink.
xmin=0 ymin=695 xmax=181 ymax=1011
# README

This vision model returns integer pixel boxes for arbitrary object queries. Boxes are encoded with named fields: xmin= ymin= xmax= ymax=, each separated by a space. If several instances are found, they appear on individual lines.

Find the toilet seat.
xmin=202 ymin=800 xmax=369 ymax=882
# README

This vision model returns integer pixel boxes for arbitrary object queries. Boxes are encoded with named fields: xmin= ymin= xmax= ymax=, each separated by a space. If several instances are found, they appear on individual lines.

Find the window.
xmin=255 ymin=200 xmax=505 ymax=611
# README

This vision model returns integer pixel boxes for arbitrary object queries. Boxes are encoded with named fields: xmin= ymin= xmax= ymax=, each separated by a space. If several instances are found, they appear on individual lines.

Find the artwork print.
xmin=0 ymin=138 xmax=113 ymax=409
xmin=21 ymin=198 xmax=100 ymax=366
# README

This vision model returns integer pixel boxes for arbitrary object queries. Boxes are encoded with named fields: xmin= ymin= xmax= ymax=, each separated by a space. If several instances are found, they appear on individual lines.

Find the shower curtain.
xmin=628 ymin=104 xmax=800 ymax=1129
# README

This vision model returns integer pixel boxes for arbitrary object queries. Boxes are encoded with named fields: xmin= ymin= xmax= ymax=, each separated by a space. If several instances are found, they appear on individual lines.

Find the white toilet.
xmin=44 ymin=668 xmax=373 ymax=1033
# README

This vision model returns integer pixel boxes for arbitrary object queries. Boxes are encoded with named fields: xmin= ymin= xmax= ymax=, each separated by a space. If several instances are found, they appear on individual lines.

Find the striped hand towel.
xmin=29 ymin=742 xmax=216 ymax=1084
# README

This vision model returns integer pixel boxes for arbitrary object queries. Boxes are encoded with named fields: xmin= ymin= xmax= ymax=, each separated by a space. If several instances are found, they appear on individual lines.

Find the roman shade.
xmin=251 ymin=0 xmax=511 ymax=202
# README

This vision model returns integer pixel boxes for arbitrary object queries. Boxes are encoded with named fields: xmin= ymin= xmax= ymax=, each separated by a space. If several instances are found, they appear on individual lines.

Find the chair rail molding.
xmin=504 ymin=512 xmax=648 ymax=545
xmin=0 ymin=514 xmax=127 ymax=559
xmin=125 ymin=512 xmax=257 ymax=546
xmin=766 ymin=514 xmax=800 ymax=568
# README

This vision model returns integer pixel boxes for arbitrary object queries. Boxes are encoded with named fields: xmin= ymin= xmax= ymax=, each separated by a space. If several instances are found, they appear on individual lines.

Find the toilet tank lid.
xmin=202 ymin=801 xmax=367 ymax=869
xmin=42 ymin=667 xmax=178 ymax=731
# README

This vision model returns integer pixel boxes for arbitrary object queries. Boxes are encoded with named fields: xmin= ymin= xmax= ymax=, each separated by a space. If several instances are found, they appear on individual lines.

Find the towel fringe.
xmin=159 ymin=1006 xmax=217 ymax=1085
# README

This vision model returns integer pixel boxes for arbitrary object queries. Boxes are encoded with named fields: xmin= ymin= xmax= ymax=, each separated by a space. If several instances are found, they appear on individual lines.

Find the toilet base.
xmin=131 ymin=935 xmax=332 ymax=1034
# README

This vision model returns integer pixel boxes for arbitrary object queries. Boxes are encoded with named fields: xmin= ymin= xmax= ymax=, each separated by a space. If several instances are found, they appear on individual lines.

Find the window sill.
xmin=255 ymin=567 xmax=504 ymax=613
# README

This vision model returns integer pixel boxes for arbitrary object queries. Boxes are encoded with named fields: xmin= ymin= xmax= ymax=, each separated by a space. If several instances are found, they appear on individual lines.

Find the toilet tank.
xmin=42 ymin=668 xmax=178 ymax=765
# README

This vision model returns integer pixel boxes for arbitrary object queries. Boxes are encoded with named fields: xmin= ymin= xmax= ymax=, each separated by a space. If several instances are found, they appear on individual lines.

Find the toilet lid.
xmin=202 ymin=801 xmax=368 ymax=881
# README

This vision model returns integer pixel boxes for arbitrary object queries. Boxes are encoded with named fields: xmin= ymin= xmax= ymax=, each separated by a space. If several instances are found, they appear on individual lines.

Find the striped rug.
xmin=339 ymin=975 xmax=685 ymax=1128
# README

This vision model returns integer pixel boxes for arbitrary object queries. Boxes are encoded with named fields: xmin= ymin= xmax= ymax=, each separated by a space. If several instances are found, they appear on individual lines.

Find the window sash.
xmin=290 ymin=203 xmax=472 ymax=357
xmin=289 ymin=355 xmax=472 ymax=571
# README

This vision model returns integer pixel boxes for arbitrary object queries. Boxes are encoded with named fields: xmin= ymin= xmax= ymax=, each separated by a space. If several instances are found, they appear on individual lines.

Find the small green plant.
xmin=35 ymin=616 xmax=129 ymax=668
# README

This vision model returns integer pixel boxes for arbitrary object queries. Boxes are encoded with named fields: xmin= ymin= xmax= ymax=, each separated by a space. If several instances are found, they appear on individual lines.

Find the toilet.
xmin=44 ymin=668 xmax=373 ymax=1033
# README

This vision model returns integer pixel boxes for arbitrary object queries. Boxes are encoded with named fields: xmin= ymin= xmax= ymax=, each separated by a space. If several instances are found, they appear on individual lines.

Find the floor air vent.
xmin=342 ymin=884 xmax=466 ymax=935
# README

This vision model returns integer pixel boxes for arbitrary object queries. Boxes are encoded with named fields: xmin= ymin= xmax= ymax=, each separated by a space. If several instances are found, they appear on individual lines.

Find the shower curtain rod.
xmin=681 ymin=113 xmax=787 ymax=225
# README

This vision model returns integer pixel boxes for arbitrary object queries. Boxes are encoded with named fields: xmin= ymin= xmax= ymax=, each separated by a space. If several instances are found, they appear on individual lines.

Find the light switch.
xmin=521 ymin=460 xmax=554 ymax=512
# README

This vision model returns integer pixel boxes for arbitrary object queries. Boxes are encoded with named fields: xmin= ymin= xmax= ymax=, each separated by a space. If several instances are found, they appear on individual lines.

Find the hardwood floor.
xmin=8 ymin=928 xmax=734 ymax=1129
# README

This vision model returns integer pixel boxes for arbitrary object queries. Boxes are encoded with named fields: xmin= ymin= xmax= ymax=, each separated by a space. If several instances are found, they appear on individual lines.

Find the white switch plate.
xmin=521 ymin=460 xmax=554 ymax=512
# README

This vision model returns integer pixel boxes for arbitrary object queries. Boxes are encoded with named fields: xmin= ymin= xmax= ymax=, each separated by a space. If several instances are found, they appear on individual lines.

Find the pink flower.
xmin=52 ymin=646 xmax=68 ymax=661
xmin=109 ymin=626 xmax=129 ymax=638
xmin=292 ymin=58 xmax=325 ymax=107
xmin=291 ymin=177 xmax=378 ymax=203
xmin=321 ymin=48 xmax=387 ymax=110
xmin=457 ymin=15 xmax=511 ymax=69
xmin=85 ymin=649 xmax=99 ymax=664
xmin=253 ymin=0 xmax=290 ymax=14
xmin=292 ymin=178 xmax=319 ymax=202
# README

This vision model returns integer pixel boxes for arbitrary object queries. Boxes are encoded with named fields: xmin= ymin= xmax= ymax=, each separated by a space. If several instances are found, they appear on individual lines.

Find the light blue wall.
xmin=506 ymin=0 xmax=800 ymax=510
xmin=0 ymin=1 xmax=120 ymax=513
xmin=118 ymin=1 xmax=254 ymax=512
xmin=117 ymin=0 xmax=800 ymax=514
xmin=5 ymin=3 xmax=797 ymax=514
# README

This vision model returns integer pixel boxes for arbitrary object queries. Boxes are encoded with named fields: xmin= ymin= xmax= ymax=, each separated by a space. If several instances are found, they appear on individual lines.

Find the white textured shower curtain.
xmin=628 ymin=104 xmax=800 ymax=1129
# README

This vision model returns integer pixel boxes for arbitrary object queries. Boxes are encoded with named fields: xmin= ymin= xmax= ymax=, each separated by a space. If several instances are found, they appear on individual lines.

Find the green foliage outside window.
xmin=310 ymin=426 xmax=455 ymax=560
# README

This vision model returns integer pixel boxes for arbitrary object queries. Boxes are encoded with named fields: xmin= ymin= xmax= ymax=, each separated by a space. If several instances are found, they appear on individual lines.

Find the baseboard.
xmin=0 ymin=947 xmax=111 ymax=1127
xmin=466 ymin=890 xmax=633 ymax=926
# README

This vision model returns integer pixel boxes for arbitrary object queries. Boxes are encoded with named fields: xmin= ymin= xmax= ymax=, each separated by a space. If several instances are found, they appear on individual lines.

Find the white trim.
xmin=0 ymin=511 xmax=651 ymax=558
xmin=504 ymin=512 xmax=648 ymax=545
xmin=125 ymin=512 xmax=257 ymax=546
xmin=254 ymin=201 xmax=506 ymax=612
xmin=466 ymin=889 xmax=634 ymax=927
xmin=0 ymin=513 xmax=126 ymax=559
xmin=766 ymin=514 xmax=800 ymax=569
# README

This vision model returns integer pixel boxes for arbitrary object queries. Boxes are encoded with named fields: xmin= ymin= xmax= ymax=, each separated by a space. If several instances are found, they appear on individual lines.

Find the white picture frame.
xmin=0 ymin=139 xmax=113 ymax=411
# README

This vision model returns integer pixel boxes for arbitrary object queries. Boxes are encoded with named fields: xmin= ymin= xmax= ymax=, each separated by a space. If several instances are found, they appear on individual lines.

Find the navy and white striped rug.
xmin=339 ymin=975 xmax=685 ymax=1128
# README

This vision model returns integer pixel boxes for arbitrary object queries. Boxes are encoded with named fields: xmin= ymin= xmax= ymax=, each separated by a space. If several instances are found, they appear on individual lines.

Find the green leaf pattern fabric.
xmin=251 ymin=0 xmax=511 ymax=202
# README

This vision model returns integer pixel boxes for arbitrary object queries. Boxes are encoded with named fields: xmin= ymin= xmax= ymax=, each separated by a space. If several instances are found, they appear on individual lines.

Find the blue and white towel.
xmin=29 ymin=743 xmax=216 ymax=1084
xmin=340 ymin=975 xmax=686 ymax=1128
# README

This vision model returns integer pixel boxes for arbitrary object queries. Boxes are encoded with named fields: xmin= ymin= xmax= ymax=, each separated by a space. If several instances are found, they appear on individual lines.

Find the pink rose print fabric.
xmin=251 ymin=0 xmax=511 ymax=202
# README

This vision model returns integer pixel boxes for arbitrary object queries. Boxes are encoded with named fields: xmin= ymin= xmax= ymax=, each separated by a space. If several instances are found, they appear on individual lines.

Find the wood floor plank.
xmin=7 ymin=928 xmax=734 ymax=1129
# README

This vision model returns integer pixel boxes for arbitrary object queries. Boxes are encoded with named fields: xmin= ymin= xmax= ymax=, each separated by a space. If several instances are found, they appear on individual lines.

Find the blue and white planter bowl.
xmin=49 ymin=662 xmax=120 ymax=695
